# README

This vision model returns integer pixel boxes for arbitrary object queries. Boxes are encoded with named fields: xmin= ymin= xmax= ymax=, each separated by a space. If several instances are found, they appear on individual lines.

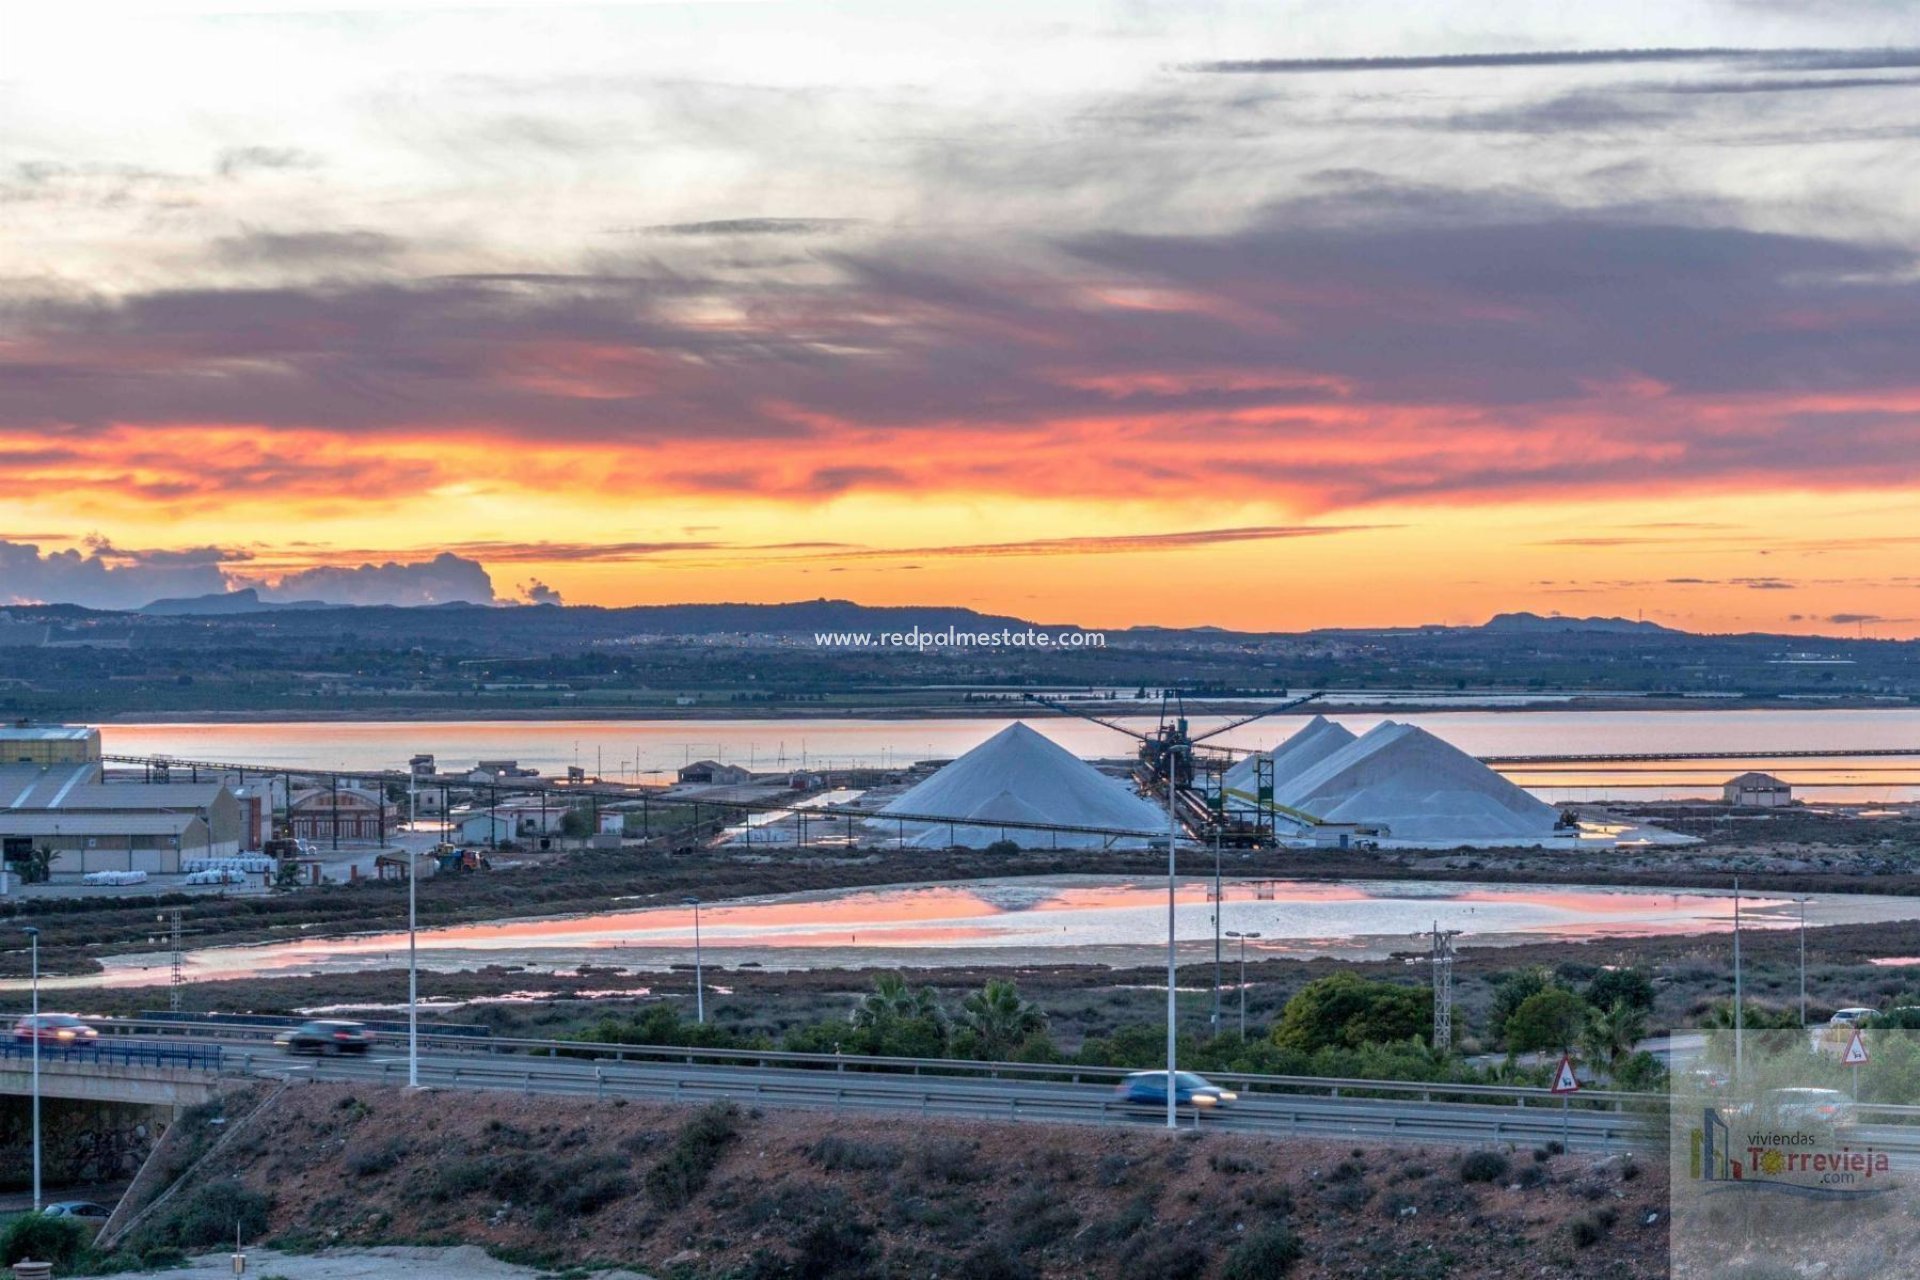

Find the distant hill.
xmin=1479 ymin=611 xmax=1677 ymax=635
xmin=139 ymin=588 xmax=329 ymax=615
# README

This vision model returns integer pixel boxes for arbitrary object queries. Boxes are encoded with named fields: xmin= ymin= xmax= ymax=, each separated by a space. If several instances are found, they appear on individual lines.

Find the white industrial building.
xmin=1724 ymin=772 xmax=1792 ymax=807
xmin=0 ymin=762 xmax=243 ymax=875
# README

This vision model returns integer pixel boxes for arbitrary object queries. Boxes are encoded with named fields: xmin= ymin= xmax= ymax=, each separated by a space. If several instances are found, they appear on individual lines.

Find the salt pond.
xmin=28 ymin=875 xmax=1920 ymax=993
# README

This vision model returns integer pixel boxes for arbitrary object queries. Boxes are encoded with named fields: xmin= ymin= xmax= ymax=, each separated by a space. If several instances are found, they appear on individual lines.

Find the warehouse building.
xmin=678 ymin=759 xmax=752 ymax=785
xmin=1724 ymin=772 xmax=1792 ymax=807
xmin=287 ymin=783 xmax=396 ymax=844
xmin=0 ymin=722 xmax=102 ymax=767
xmin=0 ymin=761 xmax=243 ymax=875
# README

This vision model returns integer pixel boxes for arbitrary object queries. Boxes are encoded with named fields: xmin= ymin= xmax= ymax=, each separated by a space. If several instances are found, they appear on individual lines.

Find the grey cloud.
xmin=216 ymin=146 xmax=321 ymax=178
xmin=0 ymin=539 xmax=230 ymax=610
xmin=243 ymin=552 xmax=496 ymax=607
xmin=7 ymin=190 xmax=1920 ymax=510
xmin=1659 ymin=75 xmax=1920 ymax=94
xmin=638 ymin=218 xmax=861 ymax=237
xmin=518 ymin=579 xmax=564 ymax=605
xmin=210 ymin=230 xmax=404 ymax=268
xmin=1186 ymin=47 xmax=1920 ymax=74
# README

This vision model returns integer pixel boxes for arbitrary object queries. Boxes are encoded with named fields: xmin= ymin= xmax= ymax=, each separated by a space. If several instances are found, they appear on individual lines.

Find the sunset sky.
xmin=5 ymin=1 xmax=1920 ymax=634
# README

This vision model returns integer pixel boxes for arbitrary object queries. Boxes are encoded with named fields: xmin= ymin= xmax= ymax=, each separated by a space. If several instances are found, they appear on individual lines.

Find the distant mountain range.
xmin=1478 ymin=611 xmax=1677 ymax=635
xmin=129 ymin=593 xmax=1678 ymax=639
xmin=139 ymin=588 xmax=330 ymax=615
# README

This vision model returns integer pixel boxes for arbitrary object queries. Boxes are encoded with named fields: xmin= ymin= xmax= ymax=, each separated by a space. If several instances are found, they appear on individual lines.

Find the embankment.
xmin=107 ymin=1082 xmax=1668 ymax=1279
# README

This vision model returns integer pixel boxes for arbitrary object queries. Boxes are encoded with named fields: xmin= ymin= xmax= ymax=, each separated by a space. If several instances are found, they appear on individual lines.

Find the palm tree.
xmin=957 ymin=979 xmax=1046 ymax=1060
xmin=24 ymin=844 xmax=58 ymax=885
xmin=1579 ymin=998 xmax=1648 ymax=1076
xmin=851 ymin=972 xmax=944 ymax=1030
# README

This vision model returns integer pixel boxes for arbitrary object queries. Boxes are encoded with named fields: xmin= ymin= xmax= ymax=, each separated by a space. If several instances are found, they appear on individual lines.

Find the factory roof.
xmin=0 ymin=765 xmax=224 ymax=813
xmin=0 ymin=811 xmax=199 ymax=838
xmin=0 ymin=724 xmax=100 ymax=742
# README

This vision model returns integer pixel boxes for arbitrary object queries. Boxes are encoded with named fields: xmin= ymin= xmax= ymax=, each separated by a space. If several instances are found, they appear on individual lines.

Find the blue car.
xmin=1115 ymin=1070 xmax=1238 ymax=1109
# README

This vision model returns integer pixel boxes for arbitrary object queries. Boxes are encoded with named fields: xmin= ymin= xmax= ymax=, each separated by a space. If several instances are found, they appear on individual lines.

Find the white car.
xmin=1829 ymin=1008 xmax=1875 ymax=1027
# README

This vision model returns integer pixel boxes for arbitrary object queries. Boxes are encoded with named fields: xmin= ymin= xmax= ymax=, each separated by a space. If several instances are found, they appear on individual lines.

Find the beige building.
xmin=1723 ymin=771 xmax=1792 ymax=807
xmin=0 ymin=722 xmax=102 ymax=767
xmin=0 ymin=762 xmax=242 ymax=875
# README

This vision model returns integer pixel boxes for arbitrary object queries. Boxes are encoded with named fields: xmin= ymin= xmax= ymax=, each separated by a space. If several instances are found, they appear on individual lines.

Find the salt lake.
xmin=29 ymin=874 xmax=1920 ymax=993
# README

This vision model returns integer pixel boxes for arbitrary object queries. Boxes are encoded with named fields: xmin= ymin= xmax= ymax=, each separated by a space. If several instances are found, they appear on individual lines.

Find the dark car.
xmin=1115 ymin=1070 xmax=1238 ymax=1110
xmin=274 ymin=1019 xmax=374 ymax=1055
xmin=12 ymin=1014 xmax=101 ymax=1047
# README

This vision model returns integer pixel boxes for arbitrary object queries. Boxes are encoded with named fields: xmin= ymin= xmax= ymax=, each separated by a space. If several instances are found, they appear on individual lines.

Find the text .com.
xmin=813 ymin=628 xmax=1107 ymax=651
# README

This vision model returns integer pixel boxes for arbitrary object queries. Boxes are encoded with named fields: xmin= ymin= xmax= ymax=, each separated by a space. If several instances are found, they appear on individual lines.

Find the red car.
xmin=12 ymin=1014 xmax=101 ymax=1046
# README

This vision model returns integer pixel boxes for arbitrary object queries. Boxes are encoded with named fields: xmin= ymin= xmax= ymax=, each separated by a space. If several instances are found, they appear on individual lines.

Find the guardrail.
xmin=93 ymin=1016 xmax=1652 ymax=1110
xmin=244 ymin=1051 xmax=1644 ymax=1150
xmin=1 ymin=1039 xmax=222 ymax=1072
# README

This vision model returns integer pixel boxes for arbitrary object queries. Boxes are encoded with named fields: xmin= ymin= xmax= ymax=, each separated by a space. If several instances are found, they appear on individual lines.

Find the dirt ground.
xmin=88 ymin=1244 xmax=655 ymax=1280
xmin=121 ymin=1081 xmax=1671 ymax=1279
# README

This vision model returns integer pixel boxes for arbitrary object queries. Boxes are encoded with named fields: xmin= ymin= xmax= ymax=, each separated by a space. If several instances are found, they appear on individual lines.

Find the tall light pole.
xmin=684 ymin=896 xmax=705 ymax=1024
xmin=1796 ymin=895 xmax=1811 ymax=1028
xmin=1227 ymin=930 xmax=1261 ymax=1039
xmin=408 ymin=825 xmax=419 ymax=1088
xmin=23 ymin=925 xmax=41 ymax=1212
xmin=1165 ymin=747 xmax=1181 ymax=1132
xmin=1210 ymin=829 xmax=1223 ymax=1036
xmin=1733 ymin=876 xmax=1744 ymax=1082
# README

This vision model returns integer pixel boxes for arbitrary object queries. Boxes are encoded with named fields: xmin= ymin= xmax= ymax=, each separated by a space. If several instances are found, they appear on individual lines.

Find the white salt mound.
xmin=1275 ymin=720 xmax=1563 ymax=844
xmin=1222 ymin=714 xmax=1357 ymax=810
xmin=872 ymin=721 xmax=1166 ymax=849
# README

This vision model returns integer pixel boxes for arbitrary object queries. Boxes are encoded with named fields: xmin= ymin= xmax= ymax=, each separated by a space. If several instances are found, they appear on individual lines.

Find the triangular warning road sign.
xmin=1843 ymin=1029 xmax=1869 ymax=1066
xmin=1550 ymin=1053 xmax=1580 ymax=1094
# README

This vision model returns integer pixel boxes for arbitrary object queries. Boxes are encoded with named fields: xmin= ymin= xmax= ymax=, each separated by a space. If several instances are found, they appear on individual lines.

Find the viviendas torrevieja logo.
xmin=1671 ymin=1029 xmax=1920 ymax=1280
xmin=1688 ymin=1104 xmax=1893 ymax=1199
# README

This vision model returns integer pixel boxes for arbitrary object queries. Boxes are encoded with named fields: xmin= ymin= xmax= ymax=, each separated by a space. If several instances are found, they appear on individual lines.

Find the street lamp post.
xmin=1733 ymin=875 xmax=1744 ymax=1082
xmin=1796 ymin=896 xmax=1811 ymax=1028
xmin=684 ymin=896 xmax=705 ymax=1024
xmin=1165 ymin=747 xmax=1182 ymax=1132
xmin=23 ymin=925 xmax=41 ymax=1212
xmin=1226 ymin=931 xmax=1262 ymax=1039
xmin=408 ymin=823 xmax=419 ymax=1088
xmin=1210 ymin=830 xmax=1223 ymax=1036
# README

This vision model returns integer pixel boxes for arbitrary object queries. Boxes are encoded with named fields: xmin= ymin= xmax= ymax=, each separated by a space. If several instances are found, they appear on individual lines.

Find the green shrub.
xmin=1569 ymin=1207 xmax=1617 ymax=1247
xmin=1 ymin=1215 xmax=88 ymax=1268
xmin=131 ymin=1180 xmax=273 ymax=1253
xmin=1459 ymin=1150 xmax=1511 ymax=1183
xmin=956 ymin=1244 xmax=1038 ymax=1280
xmin=807 ymin=1136 xmax=903 ymax=1172
xmin=1221 ymin=1224 xmax=1303 ymax=1280
xmin=645 ymin=1101 xmax=741 ymax=1208
xmin=906 ymin=1138 xmax=979 ymax=1185
xmin=1119 ymin=1238 xmax=1207 ymax=1280
xmin=344 ymin=1136 xmax=409 ymax=1177
xmin=791 ymin=1215 xmax=876 ymax=1278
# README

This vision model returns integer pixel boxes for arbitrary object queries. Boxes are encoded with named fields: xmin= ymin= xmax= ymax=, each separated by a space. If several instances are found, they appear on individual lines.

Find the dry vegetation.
xmin=124 ymin=1083 xmax=1670 ymax=1279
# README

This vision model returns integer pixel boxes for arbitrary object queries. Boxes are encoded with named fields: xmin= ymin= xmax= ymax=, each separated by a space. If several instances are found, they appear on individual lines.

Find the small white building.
xmin=454 ymin=811 xmax=519 ymax=845
xmin=1724 ymin=772 xmax=1792 ymax=807
xmin=678 ymin=760 xmax=752 ymax=785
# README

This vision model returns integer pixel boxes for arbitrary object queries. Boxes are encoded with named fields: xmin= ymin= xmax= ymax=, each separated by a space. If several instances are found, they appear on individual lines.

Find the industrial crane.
xmin=1019 ymin=688 xmax=1325 ymax=788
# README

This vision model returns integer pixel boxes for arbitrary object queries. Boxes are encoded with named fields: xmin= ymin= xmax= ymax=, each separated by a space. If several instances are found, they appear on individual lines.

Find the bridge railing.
xmin=0 ymin=1039 xmax=222 ymax=1073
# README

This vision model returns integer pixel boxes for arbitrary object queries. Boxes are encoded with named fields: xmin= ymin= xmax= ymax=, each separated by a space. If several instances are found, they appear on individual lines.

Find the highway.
xmin=31 ymin=1022 xmax=1920 ymax=1162
xmin=83 ymin=1024 xmax=1649 ymax=1152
